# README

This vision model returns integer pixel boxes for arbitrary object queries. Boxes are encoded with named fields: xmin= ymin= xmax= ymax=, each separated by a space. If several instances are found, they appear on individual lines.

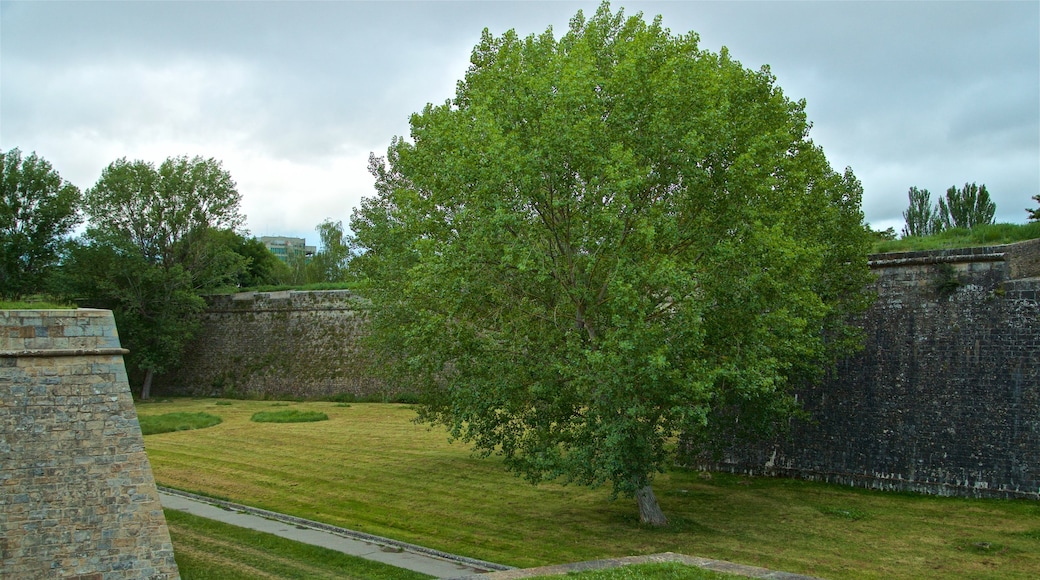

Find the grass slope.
xmin=164 ymin=508 xmax=431 ymax=580
xmin=139 ymin=399 xmax=1040 ymax=579
xmin=872 ymin=221 xmax=1040 ymax=253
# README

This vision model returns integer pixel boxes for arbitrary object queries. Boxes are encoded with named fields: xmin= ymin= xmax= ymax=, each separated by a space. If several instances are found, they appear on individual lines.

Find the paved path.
xmin=157 ymin=488 xmax=511 ymax=579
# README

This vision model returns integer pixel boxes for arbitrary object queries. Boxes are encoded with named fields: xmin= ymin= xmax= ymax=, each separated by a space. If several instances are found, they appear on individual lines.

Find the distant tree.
xmin=352 ymin=3 xmax=873 ymax=526
xmin=281 ymin=249 xmax=313 ymax=286
xmin=71 ymin=155 xmax=246 ymax=398
xmin=1028 ymin=194 xmax=1039 ymax=221
xmin=309 ymin=219 xmax=352 ymax=283
xmin=183 ymin=228 xmax=287 ymax=289
xmin=901 ymin=186 xmax=940 ymax=238
xmin=938 ymin=182 xmax=995 ymax=230
xmin=0 ymin=148 xmax=82 ymax=298
xmin=868 ymin=225 xmax=897 ymax=242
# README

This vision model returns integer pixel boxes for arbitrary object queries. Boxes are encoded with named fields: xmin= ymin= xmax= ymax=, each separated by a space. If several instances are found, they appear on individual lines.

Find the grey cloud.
xmin=2 ymin=1 xmax=1036 ymax=240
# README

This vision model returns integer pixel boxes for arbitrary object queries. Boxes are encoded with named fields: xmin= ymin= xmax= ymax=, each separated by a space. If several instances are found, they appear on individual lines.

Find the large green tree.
xmin=0 ymin=148 xmax=82 ymax=298
xmin=72 ymin=155 xmax=246 ymax=398
xmin=901 ymin=186 xmax=940 ymax=238
xmin=937 ymin=182 xmax=996 ymax=230
xmin=352 ymin=4 xmax=872 ymax=525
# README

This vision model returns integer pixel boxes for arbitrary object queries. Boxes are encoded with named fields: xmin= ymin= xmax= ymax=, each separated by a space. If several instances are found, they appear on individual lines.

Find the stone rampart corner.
xmin=1 ymin=308 xmax=180 ymax=579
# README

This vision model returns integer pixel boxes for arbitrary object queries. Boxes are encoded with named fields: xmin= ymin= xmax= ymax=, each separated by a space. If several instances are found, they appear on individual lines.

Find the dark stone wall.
xmin=153 ymin=290 xmax=387 ymax=399
xmin=691 ymin=239 xmax=1040 ymax=499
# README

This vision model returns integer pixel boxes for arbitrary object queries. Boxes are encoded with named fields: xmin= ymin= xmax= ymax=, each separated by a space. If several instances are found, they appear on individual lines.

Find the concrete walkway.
xmin=157 ymin=487 xmax=511 ymax=579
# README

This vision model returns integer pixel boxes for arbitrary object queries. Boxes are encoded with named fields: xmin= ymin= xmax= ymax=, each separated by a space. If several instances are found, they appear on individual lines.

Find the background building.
xmin=260 ymin=236 xmax=316 ymax=262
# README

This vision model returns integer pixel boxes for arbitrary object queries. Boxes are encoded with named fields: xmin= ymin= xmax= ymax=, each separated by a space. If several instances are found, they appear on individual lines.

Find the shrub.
xmin=139 ymin=412 xmax=222 ymax=435
xmin=250 ymin=410 xmax=329 ymax=423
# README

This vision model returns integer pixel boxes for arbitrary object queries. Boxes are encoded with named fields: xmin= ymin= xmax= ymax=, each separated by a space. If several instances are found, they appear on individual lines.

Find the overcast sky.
xmin=2 ymin=1 xmax=1037 ymax=246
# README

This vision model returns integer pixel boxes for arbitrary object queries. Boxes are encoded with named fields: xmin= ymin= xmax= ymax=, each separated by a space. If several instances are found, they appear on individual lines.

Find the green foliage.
xmin=932 ymin=263 xmax=964 ymax=298
xmin=250 ymin=409 xmax=329 ymax=423
xmin=55 ymin=155 xmax=248 ymax=398
xmin=139 ymin=412 xmax=222 ymax=435
xmin=322 ymin=391 xmax=419 ymax=404
xmin=59 ymin=239 xmax=207 ymax=390
xmin=198 ymin=229 xmax=288 ymax=289
xmin=901 ymin=186 xmax=941 ymax=238
xmin=351 ymin=3 xmax=873 ymax=523
xmin=867 ymin=225 xmax=897 ymax=242
xmin=309 ymin=218 xmax=353 ymax=283
xmin=0 ymin=148 xmax=82 ymax=298
xmin=85 ymin=156 xmax=244 ymax=265
xmin=873 ymin=221 xmax=1040 ymax=253
xmin=1028 ymin=194 xmax=1039 ymax=221
xmin=938 ymin=182 xmax=996 ymax=230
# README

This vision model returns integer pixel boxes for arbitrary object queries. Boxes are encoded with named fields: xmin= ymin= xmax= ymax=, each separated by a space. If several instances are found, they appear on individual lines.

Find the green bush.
xmin=139 ymin=412 xmax=222 ymax=435
xmin=250 ymin=410 xmax=329 ymax=423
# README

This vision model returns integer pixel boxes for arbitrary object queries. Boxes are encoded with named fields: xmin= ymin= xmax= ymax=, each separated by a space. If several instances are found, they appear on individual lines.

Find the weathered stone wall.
xmin=1 ymin=309 xmax=180 ymax=579
xmin=154 ymin=290 xmax=385 ymax=399
xmin=691 ymin=239 xmax=1040 ymax=499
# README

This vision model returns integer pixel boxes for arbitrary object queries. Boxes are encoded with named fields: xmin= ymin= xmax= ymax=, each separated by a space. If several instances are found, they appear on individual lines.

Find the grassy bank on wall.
xmin=138 ymin=399 xmax=1040 ymax=579
xmin=872 ymin=221 xmax=1040 ymax=253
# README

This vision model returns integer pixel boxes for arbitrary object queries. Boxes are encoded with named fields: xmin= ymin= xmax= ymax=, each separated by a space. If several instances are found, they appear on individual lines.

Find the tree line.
xmin=901 ymin=183 xmax=1040 ymax=238
xmin=1 ymin=148 xmax=352 ymax=398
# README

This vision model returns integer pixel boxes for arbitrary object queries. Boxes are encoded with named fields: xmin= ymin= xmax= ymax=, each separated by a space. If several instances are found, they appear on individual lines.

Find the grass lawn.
xmin=871 ymin=221 xmax=1040 ymax=253
xmin=527 ymin=562 xmax=738 ymax=579
xmin=164 ymin=508 xmax=431 ymax=580
xmin=138 ymin=399 xmax=1040 ymax=579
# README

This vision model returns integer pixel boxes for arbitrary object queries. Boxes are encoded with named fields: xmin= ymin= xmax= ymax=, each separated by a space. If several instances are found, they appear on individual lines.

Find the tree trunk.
xmin=635 ymin=484 xmax=668 ymax=527
xmin=141 ymin=368 xmax=153 ymax=400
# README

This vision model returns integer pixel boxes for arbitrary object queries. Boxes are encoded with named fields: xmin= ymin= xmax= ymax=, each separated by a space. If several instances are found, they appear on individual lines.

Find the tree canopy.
xmin=66 ymin=155 xmax=247 ymax=398
xmin=351 ymin=3 xmax=873 ymax=525
xmin=308 ymin=219 xmax=353 ymax=283
xmin=938 ymin=182 xmax=995 ymax=230
xmin=901 ymin=182 xmax=997 ymax=238
xmin=0 ymin=148 xmax=82 ymax=298
xmin=901 ymin=186 xmax=940 ymax=238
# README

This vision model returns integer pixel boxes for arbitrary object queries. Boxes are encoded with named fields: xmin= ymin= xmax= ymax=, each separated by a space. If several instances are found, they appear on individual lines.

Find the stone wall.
xmin=1 ymin=309 xmax=180 ymax=579
xmin=154 ymin=290 xmax=385 ymax=399
xmin=691 ymin=239 xmax=1040 ymax=499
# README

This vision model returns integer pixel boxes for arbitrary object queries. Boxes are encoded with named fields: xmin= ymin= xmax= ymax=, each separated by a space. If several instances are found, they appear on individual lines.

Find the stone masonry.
xmin=154 ymin=290 xmax=384 ymax=400
xmin=0 ymin=309 xmax=179 ymax=579
xmin=692 ymin=239 xmax=1040 ymax=499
